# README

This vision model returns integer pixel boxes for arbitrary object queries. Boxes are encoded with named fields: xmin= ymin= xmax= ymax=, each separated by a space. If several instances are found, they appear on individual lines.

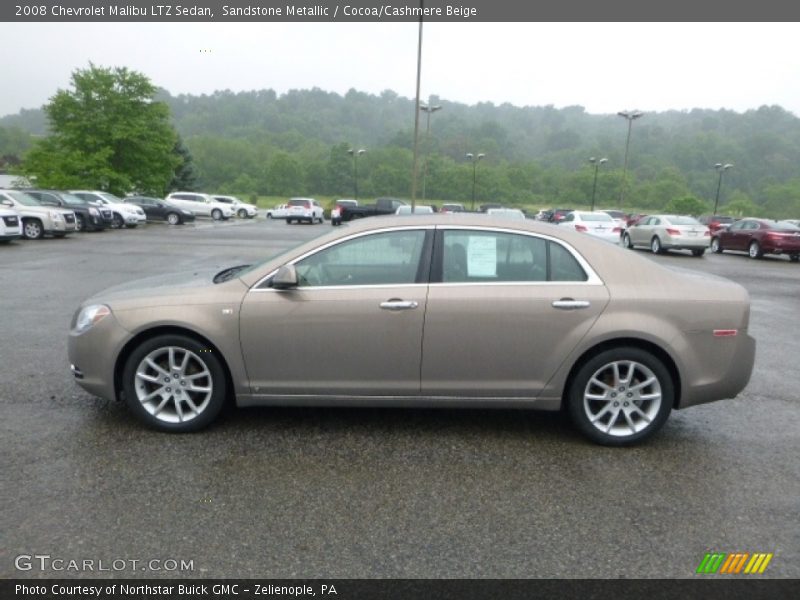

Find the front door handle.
xmin=552 ymin=298 xmax=590 ymax=310
xmin=380 ymin=299 xmax=419 ymax=311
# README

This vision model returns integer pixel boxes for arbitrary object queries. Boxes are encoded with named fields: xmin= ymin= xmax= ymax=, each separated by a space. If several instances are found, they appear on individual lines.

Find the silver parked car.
xmin=68 ymin=215 xmax=755 ymax=445
xmin=623 ymin=214 xmax=711 ymax=256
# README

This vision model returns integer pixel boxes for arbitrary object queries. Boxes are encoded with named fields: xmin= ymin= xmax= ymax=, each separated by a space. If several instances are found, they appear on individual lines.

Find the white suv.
xmin=213 ymin=195 xmax=258 ymax=219
xmin=165 ymin=192 xmax=234 ymax=220
xmin=0 ymin=205 xmax=22 ymax=242
xmin=0 ymin=189 xmax=77 ymax=239
xmin=286 ymin=197 xmax=325 ymax=224
xmin=71 ymin=190 xmax=146 ymax=228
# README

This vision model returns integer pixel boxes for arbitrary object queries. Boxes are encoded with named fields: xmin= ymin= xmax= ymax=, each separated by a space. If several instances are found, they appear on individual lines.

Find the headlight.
xmin=49 ymin=211 xmax=64 ymax=221
xmin=89 ymin=207 xmax=99 ymax=216
xmin=74 ymin=304 xmax=111 ymax=333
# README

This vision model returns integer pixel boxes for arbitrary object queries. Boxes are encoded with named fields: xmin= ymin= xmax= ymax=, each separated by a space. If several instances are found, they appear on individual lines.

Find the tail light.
xmin=575 ymin=225 xmax=587 ymax=232
xmin=666 ymin=228 xmax=681 ymax=236
xmin=704 ymin=230 xmax=711 ymax=236
xmin=612 ymin=227 xmax=621 ymax=233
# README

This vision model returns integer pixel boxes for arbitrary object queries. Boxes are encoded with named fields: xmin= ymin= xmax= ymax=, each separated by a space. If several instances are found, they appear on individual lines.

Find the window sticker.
xmin=467 ymin=236 xmax=497 ymax=277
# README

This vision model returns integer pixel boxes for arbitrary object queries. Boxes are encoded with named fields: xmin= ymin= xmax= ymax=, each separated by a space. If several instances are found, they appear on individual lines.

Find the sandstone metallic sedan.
xmin=68 ymin=215 xmax=755 ymax=445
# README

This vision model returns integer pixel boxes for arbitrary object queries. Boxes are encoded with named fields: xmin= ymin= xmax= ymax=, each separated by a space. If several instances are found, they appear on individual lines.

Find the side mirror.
xmin=272 ymin=265 xmax=298 ymax=290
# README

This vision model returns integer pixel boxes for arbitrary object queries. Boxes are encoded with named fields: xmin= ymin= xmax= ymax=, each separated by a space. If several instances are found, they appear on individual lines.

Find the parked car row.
xmin=0 ymin=188 xmax=263 ymax=243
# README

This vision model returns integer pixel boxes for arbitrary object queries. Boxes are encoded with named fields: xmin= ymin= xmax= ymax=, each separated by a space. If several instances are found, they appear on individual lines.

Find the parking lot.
xmin=2 ymin=217 xmax=798 ymax=579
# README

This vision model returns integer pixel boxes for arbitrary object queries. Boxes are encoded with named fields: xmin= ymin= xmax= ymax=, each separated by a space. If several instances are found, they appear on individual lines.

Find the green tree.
xmin=663 ymin=195 xmax=709 ymax=216
xmin=266 ymin=152 xmax=304 ymax=196
xmin=20 ymin=64 xmax=178 ymax=195
xmin=168 ymin=134 xmax=197 ymax=192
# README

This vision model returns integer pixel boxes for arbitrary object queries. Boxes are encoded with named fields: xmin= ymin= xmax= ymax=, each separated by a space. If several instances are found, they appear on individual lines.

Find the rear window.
xmin=668 ymin=216 xmax=701 ymax=225
xmin=580 ymin=213 xmax=613 ymax=222
xmin=289 ymin=199 xmax=311 ymax=208
xmin=713 ymin=216 xmax=734 ymax=223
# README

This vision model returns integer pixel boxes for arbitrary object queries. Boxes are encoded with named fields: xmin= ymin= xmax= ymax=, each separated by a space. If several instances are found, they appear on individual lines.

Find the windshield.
xmin=580 ymin=213 xmax=613 ymax=222
xmin=668 ymin=216 xmax=702 ymax=225
xmin=4 ymin=191 xmax=43 ymax=207
xmin=214 ymin=197 xmax=233 ymax=204
xmin=61 ymin=193 xmax=91 ymax=206
xmin=234 ymin=227 xmax=335 ymax=279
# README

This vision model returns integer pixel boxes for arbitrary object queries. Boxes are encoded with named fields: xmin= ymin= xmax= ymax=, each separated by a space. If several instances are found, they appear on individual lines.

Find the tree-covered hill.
xmin=3 ymin=86 xmax=800 ymax=217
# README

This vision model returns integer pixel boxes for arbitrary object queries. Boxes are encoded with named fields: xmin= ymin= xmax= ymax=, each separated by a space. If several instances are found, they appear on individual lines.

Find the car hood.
xmin=83 ymin=268 xmax=247 ymax=310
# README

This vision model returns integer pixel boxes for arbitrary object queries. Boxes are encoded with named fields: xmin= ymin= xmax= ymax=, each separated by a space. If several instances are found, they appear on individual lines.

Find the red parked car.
xmin=699 ymin=215 xmax=736 ymax=234
xmin=711 ymin=218 xmax=800 ymax=261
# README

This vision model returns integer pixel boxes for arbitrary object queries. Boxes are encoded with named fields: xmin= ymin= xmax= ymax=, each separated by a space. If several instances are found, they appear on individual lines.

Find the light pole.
xmin=348 ymin=148 xmax=366 ymax=200
xmin=410 ymin=3 xmax=424 ymax=212
xmin=617 ymin=109 xmax=643 ymax=208
xmin=713 ymin=163 xmax=733 ymax=215
xmin=589 ymin=157 xmax=608 ymax=212
xmin=420 ymin=102 xmax=442 ymax=202
xmin=466 ymin=152 xmax=485 ymax=211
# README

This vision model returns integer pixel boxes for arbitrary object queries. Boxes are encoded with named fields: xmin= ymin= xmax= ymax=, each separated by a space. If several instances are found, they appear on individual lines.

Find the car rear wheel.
xmin=237 ymin=208 xmax=248 ymax=218
xmin=748 ymin=241 xmax=763 ymax=259
xmin=211 ymin=209 xmax=223 ymax=221
xmin=22 ymin=219 xmax=44 ymax=240
xmin=622 ymin=233 xmax=633 ymax=249
xmin=166 ymin=212 xmax=181 ymax=225
xmin=651 ymin=236 xmax=664 ymax=254
xmin=111 ymin=213 xmax=124 ymax=229
xmin=122 ymin=334 xmax=227 ymax=432
xmin=691 ymin=248 xmax=705 ymax=257
xmin=567 ymin=347 xmax=674 ymax=446
xmin=75 ymin=215 xmax=85 ymax=232
xmin=710 ymin=237 xmax=723 ymax=253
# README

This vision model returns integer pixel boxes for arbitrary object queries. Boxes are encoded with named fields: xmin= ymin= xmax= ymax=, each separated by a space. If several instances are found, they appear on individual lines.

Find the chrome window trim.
xmin=249 ymin=224 xmax=604 ymax=292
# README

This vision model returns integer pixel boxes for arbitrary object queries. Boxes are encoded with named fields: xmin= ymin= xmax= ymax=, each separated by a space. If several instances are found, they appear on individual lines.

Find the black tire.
xmin=211 ymin=209 xmax=223 ymax=221
xmin=710 ymin=237 xmax=723 ymax=253
xmin=286 ymin=219 xmax=293 ymax=225
xmin=166 ymin=212 xmax=181 ymax=226
xmin=748 ymin=240 xmax=763 ymax=259
xmin=622 ymin=233 xmax=633 ymax=249
xmin=122 ymin=334 xmax=228 ymax=433
xmin=53 ymin=233 xmax=67 ymax=238
xmin=790 ymin=254 xmax=799 ymax=263
xmin=22 ymin=218 xmax=44 ymax=240
xmin=567 ymin=347 xmax=674 ymax=446
xmin=75 ymin=215 xmax=85 ymax=232
xmin=111 ymin=213 xmax=124 ymax=229
xmin=267 ymin=213 xmax=273 ymax=219
xmin=691 ymin=248 xmax=705 ymax=257
xmin=237 ymin=208 xmax=248 ymax=219
xmin=651 ymin=236 xmax=664 ymax=255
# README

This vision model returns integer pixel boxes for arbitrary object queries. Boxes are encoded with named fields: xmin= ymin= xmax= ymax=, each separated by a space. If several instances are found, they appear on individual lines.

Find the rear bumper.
xmin=663 ymin=236 xmax=710 ymax=250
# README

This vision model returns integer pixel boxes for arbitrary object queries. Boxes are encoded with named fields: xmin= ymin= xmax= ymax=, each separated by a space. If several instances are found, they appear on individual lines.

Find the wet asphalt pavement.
xmin=1 ymin=218 xmax=798 ymax=579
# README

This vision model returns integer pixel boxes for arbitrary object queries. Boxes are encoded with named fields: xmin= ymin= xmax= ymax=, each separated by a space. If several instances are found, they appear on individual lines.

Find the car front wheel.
xmin=75 ymin=215 xmax=85 ymax=232
xmin=651 ymin=236 xmax=663 ymax=254
xmin=23 ymin=218 xmax=44 ymax=240
xmin=211 ymin=209 xmax=222 ymax=221
xmin=237 ymin=208 xmax=248 ymax=218
xmin=623 ymin=233 xmax=633 ymax=249
xmin=166 ymin=212 xmax=181 ymax=225
xmin=111 ymin=213 xmax=124 ymax=229
xmin=567 ymin=347 xmax=674 ymax=446
xmin=122 ymin=334 xmax=227 ymax=432
xmin=710 ymin=237 xmax=723 ymax=253
xmin=748 ymin=241 xmax=763 ymax=259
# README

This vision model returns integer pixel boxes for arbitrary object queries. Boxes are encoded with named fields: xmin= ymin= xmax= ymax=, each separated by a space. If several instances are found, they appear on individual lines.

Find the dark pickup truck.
xmin=339 ymin=197 xmax=408 ymax=222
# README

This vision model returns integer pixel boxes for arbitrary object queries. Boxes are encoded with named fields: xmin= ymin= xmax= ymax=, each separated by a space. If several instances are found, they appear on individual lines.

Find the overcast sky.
xmin=3 ymin=22 xmax=800 ymax=118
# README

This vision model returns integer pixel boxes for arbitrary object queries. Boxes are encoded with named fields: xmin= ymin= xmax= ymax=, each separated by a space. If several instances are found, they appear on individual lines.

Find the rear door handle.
xmin=380 ymin=300 xmax=419 ymax=311
xmin=552 ymin=299 xmax=590 ymax=310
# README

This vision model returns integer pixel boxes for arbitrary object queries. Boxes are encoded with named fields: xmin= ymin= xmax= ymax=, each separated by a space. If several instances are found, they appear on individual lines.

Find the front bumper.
xmin=68 ymin=311 xmax=131 ymax=402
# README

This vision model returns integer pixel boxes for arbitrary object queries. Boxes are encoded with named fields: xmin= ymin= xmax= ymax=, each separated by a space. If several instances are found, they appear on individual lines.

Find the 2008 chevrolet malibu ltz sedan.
xmin=68 ymin=215 xmax=756 ymax=445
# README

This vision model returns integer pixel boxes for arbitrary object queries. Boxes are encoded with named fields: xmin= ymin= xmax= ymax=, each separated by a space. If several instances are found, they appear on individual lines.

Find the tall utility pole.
xmin=466 ymin=152 xmax=485 ymax=211
xmin=617 ymin=110 xmax=643 ymax=208
xmin=713 ymin=163 xmax=733 ymax=215
xmin=410 ymin=3 xmax=424 ymax=212
xmin=420 ymin=101 xmax=442 ymax=202
xmin=348 ymin=148 xmax=366 ymax=200
xmin=589 ymin=157 xmax=608 ymax=212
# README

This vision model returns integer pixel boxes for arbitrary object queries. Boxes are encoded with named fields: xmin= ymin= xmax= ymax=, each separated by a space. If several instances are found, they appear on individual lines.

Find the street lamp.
xmin=420 ymin=102 xmax=442 ymax=202
xmin=713 ymin=163 xmax=733 ymax=215
xmin=617 ymin=109 xmax=644 ymax=208
xmin=589 ymin=157 xmax=608 ymax=212
xmin=348 ymin=148 xmax=366 ymax=200
xmin=466 ymin=152 xmax=485 ymax=211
